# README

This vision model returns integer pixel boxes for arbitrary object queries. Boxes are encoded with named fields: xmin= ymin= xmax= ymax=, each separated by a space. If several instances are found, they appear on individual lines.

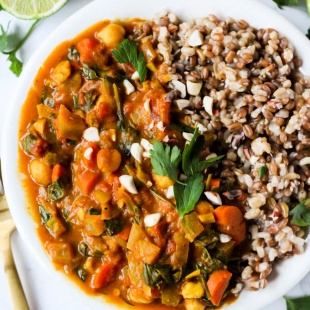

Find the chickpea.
xmin=97 ymin=148 xmax=121 ymax=173
xmin=29 ymin=159 xmax=52 ymax=185
xmin=97 ymin=23 xmax=125 ymax=48
xmin=51 ymin=60 xmax=71 ymax=83
xmin=152 ymin=173 xmax=174 ymax=189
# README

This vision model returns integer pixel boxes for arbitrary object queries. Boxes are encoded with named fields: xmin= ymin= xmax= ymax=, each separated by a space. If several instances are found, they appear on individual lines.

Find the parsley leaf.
xmin=112 ymin=39 xmax=147 ymax=82
xmin=182 ymin=127 xmax=224 ymax=175
xmin=150 ymin=140 xmax=181 ymax=184
xmin=1 ymin=19 xmax=39 ymax=76
xmin=272 ymin=0 xmax=299 ymax=9
xmin=0 ymin=23 xmax=9 ymax=52
xmin=258 ymin=166 xmax=268 ymax=179
xmin=7 ymin=52 xmax=23 ymax=76
xmin=174 ymin=174 xmax=204 ymax=217
xmin=289 ymin=198 xmax=310 ymax=226
xmin=284 ymin=295 xmax=310 ymax=310
xmin=306 ymin=28 xmax=310 ymax=40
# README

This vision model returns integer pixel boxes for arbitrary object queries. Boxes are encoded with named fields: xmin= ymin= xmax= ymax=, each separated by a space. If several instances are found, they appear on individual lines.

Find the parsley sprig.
xmin=150 ymin=128 xmax=224 ymax=217
xmin=112 ymin=39 xmax=147 ymax=83
xmin=0 ymin=19 xmax=39 ymax=76
xmin=285 ymin=295 xmax=310 ymax=310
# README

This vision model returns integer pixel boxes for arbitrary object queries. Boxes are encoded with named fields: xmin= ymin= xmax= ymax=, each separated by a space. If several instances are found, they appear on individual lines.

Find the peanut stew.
xmin=19 ymin=11 xmax=310 ymax=310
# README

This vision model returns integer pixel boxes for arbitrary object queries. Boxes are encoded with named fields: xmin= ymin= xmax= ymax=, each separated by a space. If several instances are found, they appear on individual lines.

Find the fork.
xmin=0 ymin=161 xmax=29 ymax=310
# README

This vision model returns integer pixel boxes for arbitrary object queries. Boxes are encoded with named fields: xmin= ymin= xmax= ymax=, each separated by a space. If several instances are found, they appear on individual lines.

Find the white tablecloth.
xmin=1 ymin=0 xmax=310 ymax=309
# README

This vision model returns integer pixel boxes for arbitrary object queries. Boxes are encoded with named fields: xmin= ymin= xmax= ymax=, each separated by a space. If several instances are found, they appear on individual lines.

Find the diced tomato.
xmin=77 ymin=169 xmax=100 ymax=195
xmin=82 ymin=142 xmax=100 ymax=170
xmin=91 ymin=262 xmax=117 ymax=289
xmin=210 ymin=179 xmax=221 ymax=188
xmin=77 ymin=38 xmax=98 ymax=64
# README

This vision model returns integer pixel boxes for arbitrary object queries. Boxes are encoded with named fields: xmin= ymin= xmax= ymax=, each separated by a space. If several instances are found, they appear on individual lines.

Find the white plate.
xmin=2 ymin=0 xmax=310 ymax=309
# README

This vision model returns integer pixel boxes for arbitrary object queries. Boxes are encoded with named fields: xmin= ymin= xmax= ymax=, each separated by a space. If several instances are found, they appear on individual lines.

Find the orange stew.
xmin=19 ymin=19 xmax=246 ymax=309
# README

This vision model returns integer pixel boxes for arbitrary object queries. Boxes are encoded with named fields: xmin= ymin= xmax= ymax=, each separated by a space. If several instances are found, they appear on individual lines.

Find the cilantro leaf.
xmin=197 ymin=155 xmax=225 ymax=172
xmin=0 ymin=23 xmax=9 ymax=52
xmin=174 ymin=174 xmax=204 ymax=217
xmin=284 ymin=295 xmax=310 ymax=310
xmin=112 ymin=39 xmax=147 ymax=82
xmin=150 ymin=140 xmax=181 ymax=183
xmin=258 ymin=166 xmax=268 ymax=179
xmin=289 ymin=198 xmax=310 ymax=226
xmin=272 ymin=0 xmax=299 ymax=9
xmin=8 ymin=52 xmax=23 ymax=77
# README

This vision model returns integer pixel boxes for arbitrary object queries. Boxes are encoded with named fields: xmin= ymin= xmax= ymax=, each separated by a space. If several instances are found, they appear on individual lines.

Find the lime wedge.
xmin=0 ymin=0 xmax=68 ymax=20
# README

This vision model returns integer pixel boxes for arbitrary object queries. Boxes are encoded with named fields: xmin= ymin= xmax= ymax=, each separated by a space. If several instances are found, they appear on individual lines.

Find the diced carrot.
xmin=82 ymin=142 xmax=100 ymax=170
xmin=52 ymin=164 xmax=65 ymax=183
xmin=77 ymin=38 xmax=98 ymax=64
xmin=213 ymin=205 xmax=246 ymax=245
xmin=77 ymin=169 xmax=100 ymax=195
xmin=115 ymin=225 xmax=131 ymax=241
xmin=210 ymin=179 xmax=220 ymax=188
xmin=96 ymin=100 xmax=113 ymax=119
xmin=91 ymin=262 xmax=117 ymax=289
xmin=207 ymin=269 xmax=232 ymax=306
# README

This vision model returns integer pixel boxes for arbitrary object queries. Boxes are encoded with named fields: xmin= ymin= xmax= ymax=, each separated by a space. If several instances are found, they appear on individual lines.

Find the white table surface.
xmin=1 ymin=0 xmax=310 ymax=309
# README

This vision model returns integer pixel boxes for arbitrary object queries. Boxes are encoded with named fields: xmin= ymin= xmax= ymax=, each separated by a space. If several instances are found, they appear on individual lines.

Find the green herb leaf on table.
xmin=0 ymin=23 xmax=9 ymax=52
xmin=258 ymin=166 xmax=268 ymax=179
xmin=1 ymin=19 xmax=39 ymax=76
xmin=289 ymin=198 xmax=310 ymax=226
xmin=112 ymin=39 xmax=147 ymax=82
xmin=272 ymin=0 xmax=299 ymax=9
xmin=7 ymin=52 xmax=22 ymax=76
xmin=174 ymin=174 xmax=204 ymax=217
xmin=150 ymin=140 xmax=181 ymax=184
xmin=306 ymin=28 xmax=310 ymax=40
xmin=284 ymin=295 xmax=310 ymax=310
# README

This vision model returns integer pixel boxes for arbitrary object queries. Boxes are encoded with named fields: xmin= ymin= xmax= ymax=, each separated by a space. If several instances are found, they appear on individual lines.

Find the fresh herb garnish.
xmin=284 ymin=295 xmax=310 ymax=310
xmin=258 ymin=166 xmax=268 ymax=179
xmin=289 ymin=198 xmax=310 ymax=226
xmin=150 ymin=127 xmax=223 ymax=217
xmin=0 ymin=19 xmax=39 ymax=76
xmin=112 ymin=39 xmax=147 ymax=82
xmin=150 ymin=140 xmax=182 ymax=184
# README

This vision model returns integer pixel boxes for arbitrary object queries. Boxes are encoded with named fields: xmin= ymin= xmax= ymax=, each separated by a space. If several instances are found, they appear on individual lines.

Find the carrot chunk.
xmin=77 ymin=38 xmax=98 ymax=63
xmin=91 ymin=262 xmax=117 ymax=289
xmin=77 ymin=169 xmax=100 ymax=195
xmin=52 ymin=164 xmax=66 ymax=183
xmin=210 ymin=178 xmax=220 ymax=188
xmin=207 ymin=269 xmax=232 ymax=306
xmin=213 ymin=205 xmax=246 ymax=245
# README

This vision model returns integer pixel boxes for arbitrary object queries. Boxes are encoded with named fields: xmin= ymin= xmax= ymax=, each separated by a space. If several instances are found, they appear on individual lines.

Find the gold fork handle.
xmin=3 ymin=242 xmax=30 ymax=310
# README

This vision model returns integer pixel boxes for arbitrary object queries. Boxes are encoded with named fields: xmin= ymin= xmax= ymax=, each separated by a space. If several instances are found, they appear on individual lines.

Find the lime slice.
xmin=0 ymin=0 xmax=68 ymax=20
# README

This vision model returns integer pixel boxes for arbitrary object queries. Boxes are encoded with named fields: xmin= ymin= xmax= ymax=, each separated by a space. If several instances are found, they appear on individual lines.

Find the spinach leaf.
xmin=76 ymin=267 xmax=87 ymax=282
xmin=68 ymin=47 xmax=80 ymax=62
xmin=39 ymin=205 xmax=51 ymax=224
xmin=104 ymin=218 xmax=124 ymax=236
xmin=142 ymin=263 xmax=174 ymax=288
xmin=21 ymin=134 xmax=37 ymax=155
xmin=47 ymin=179 xmax=65 ymax=201
xmin=81 ymin=63 xmax=99 ymax=80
